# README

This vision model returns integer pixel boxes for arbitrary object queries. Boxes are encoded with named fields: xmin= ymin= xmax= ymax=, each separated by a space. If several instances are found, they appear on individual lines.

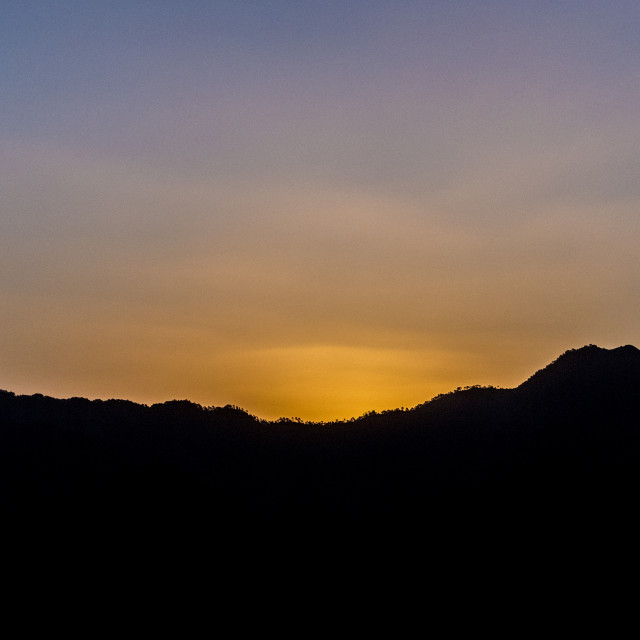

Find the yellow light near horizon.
xmin=204 ymin=344 xmax=485 ymax=422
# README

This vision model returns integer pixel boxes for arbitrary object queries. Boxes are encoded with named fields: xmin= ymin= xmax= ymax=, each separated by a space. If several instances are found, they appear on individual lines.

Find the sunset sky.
xmin=2 ymin=1 xmax=639 ymax=420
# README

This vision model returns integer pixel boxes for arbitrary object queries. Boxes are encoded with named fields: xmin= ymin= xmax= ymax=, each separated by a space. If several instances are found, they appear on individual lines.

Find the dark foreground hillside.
xmin=2 ymin=344 xmax=640 ymax=579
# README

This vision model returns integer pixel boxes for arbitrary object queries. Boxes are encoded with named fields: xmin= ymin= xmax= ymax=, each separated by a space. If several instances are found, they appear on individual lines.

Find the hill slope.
xmin=1 ymin=344 xmax=639 ymax=560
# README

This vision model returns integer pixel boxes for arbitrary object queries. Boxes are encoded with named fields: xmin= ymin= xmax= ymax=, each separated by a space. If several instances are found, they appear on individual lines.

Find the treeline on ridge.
xmin=1 ymin=344 xmax=639 ymax=549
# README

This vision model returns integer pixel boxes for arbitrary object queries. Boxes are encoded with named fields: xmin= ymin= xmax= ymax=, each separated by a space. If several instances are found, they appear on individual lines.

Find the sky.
xmin=2 ymin=0 xmax=639 ymax=420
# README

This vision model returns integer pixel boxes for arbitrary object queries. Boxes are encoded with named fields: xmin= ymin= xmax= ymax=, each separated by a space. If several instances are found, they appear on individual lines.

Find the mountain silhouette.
xmin=2 ymin=344 xmax=639 ymax=583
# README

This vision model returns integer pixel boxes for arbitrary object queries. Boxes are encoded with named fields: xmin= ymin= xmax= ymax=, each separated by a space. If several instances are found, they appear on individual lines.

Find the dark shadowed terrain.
xmin=2 ymin=344 xmax=640 ymax=589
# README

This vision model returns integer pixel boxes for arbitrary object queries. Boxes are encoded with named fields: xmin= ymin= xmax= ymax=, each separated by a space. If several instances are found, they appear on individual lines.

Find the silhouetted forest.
xmin=2 ymin=344 xmax=640 ymax=580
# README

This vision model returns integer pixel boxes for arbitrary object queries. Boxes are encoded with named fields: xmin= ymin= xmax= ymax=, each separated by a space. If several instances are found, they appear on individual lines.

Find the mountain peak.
xmin=518 ymin=343 xmax=640 ymax=393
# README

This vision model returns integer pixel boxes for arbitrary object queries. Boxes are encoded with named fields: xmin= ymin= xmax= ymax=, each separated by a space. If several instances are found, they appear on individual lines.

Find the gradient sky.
xmin=2 ymin=1 xmax=639 ymax=420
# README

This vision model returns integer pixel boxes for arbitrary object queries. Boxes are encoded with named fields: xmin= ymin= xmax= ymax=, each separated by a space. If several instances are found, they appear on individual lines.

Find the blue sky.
xmin=2 ymin=1 xmax=639 ymax=419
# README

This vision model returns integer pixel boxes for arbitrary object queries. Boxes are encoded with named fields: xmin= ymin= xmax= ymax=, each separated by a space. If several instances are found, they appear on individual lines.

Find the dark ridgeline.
xmin=1 ymin=344 xmax=640 ymax=579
